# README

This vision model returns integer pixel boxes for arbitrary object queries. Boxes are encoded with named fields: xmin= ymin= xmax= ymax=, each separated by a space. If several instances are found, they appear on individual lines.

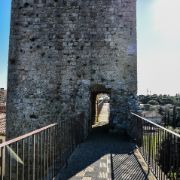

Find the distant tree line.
xmin=138 ymin=94 xmax=180 ymax=128
xmin=139 ymin=94 xmax=180 ymax=106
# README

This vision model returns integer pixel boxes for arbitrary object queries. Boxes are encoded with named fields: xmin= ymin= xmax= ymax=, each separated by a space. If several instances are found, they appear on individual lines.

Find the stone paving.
xmin=56 ymin=103 xmax=148 ymax=180
xmin=56 ymin=127 xmax=148 ymax=180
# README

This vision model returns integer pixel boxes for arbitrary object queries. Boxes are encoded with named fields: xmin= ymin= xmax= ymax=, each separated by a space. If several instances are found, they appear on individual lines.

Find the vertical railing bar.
xmin=168 ymin=132 xmax=171 ymax=180
xmin=43 ymin=131 xmax=47 ymax=178
xmin=150 ymin=125 xmax=152 ymax=169
xmin=146 ymin=123 xmax=148 ymax=162
xmin=160 ymin=130 xmax=164 ymax=179
xmin=22 ymin=139 xmax=25 ymax=180
xmin=152 ymin=125 xmax=154 ymax=173
xmin=147 ymin=123 xmax=150 ymax=166
xmin=143 ymin=122 xmax=145 ymax=160
xmin=163 ymin=131 xmax=169 ymax=179
xmin=53 ymin=126 xmax=55 ymax=178
xmin=154 ymin=126 xmax=156 ymax=176
xmin=155 ymin=126 xmax=157 ymax=178
xmin=155 ymin=127 xmax=158 ymax=177
xmin=16 ymin=142 xmax=19 ymax=180
xmin=157 ymin=127 xmax=160 ymax=178
xmin=173 ymin=134 xmax=176 ymax=180
xmin=27 ymin=137 xmax=30 ymax=180
xmin=54 ymin=126 xmax=56 ymax=176
xmin=55 ymin=125 xmax=57 ymax=176
xmin=142 ymin=120 xmax=145 ymax=158
xmin=40 ymin=132 xmax=43 ymax=180
xmin=144 ymin=122 xmax=146 ymax=161
xmin=176 ymin=136 xmax=180 ymax=180
xmin=159 ymin=130 xmax=162 ymax=180
xmin=39 ymin=132 xmax=42 ymax=180
xmin=55 ymin=123 xmax=58 ymax=174
xmin=173 ymin=134 xmax=175 ymax=180
xmin=157 ymin=127 xmax=160 ymax=179
xmin=1 ymin=147 xmax=4 ymax=180
xmin=54 ymin=125 xmax=57 ymax=177
xmin=46 ymin=128 xmax=49 ymax=178
xmin=169 ymin=135 xmax=173 ymax=180
xmin=148 ymin=123 xmax=151 ymax=169
xmin=9 ymin=144 xmax=12 ymax=180
xmin=51 ymin=127 xmax=53 ymax=179
xmin=159 ymin=129 xmax=162 ymax=180
xmin=49 ymin=128 xmax=52 ymax=179
xmin=32 ymin=135 xmax=36 ymax=180
xmin=52 ymin=126 xmax=55 ymax=178
xmin=36 ymin=133 xmax=39 ymax=180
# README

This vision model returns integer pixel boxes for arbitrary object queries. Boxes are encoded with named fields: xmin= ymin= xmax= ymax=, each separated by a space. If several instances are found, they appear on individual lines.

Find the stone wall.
xmin=7 ymin=0 xmax=137 ymax=138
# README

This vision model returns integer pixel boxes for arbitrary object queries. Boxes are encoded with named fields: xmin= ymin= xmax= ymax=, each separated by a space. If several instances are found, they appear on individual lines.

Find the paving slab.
xmin=56 ymin=126 xmax=148 ymax=180
xmin=56 ymin=103 xmax=150 ymax=180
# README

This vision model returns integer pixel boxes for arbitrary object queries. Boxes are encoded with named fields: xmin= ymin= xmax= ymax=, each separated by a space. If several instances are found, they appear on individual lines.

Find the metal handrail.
xmin=0 ymin=123 xmax=57 ymax=148
xmin=0 ymin=117 xmax=84 ymax=179
xmin=131 ymin=112 xmax=180 ymax=138
xmin=131 ymin=112 xmax=180 ymax=180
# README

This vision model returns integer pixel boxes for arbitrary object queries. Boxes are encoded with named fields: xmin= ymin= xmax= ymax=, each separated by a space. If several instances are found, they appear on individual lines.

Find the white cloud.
xmin=152 ymin=0 xmax=180 ymax=42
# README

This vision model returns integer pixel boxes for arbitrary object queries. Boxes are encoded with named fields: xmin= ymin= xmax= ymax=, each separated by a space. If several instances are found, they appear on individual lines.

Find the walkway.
xmin=56 ymin=103 xmax=148 ymax=180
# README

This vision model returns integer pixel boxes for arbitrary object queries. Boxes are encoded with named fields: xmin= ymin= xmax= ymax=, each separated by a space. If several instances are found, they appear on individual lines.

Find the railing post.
xmin=136 ymin=116 xmax=143 ymax=147
xmin=32 ymin=135 xmax=36 ymax=180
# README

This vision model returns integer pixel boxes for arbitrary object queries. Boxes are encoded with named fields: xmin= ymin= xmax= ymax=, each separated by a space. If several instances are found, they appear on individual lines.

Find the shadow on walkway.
xmin=56 ymin=124 xmax=147 ymax=180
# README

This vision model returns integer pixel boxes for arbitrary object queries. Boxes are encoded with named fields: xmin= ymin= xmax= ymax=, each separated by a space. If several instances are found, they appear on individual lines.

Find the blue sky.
xmin=0 ymin=0 xmax=180 ymax=95
xmin=0 ymin=0 xmax=11 ymax=90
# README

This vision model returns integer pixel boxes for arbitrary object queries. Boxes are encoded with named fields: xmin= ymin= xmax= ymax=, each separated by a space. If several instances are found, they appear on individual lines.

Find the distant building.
xmin=0 ymin=88 xmax=6 ymax=103
xmin=0 ymin=113 xmax=6 ymax=136
xmin=0 ymin=89 xmax=6 ymax=143
xmin=142 ymin=110 xmax=162 ymax=124
xmin=0 ymin=103 xmax=6 ymax=113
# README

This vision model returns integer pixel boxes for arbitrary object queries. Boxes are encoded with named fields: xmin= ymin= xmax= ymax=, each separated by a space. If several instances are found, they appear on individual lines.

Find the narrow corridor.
xmin=56 ymin=103 xmax=148 ymax=180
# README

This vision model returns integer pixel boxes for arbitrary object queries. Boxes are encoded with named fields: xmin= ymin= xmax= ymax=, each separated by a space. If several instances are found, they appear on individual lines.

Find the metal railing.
xmin=131 ymin=112 xmax=180 ymax=180
xmin=0 ymin=117 xmax=84 ymax=180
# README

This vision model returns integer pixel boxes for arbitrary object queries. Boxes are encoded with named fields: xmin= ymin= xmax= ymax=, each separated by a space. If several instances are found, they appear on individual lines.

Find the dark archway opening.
xmin=92 ymin=93 xmax=110 ymax=125
xmin=90 ymin=84 xmax=111 ymax=132
xmin=91 ymin=92 xmax=110 ymax=127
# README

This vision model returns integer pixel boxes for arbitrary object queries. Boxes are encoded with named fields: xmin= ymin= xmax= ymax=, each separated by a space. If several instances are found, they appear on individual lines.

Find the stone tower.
xmin=7 ymin=0 xmax=137 ymax=138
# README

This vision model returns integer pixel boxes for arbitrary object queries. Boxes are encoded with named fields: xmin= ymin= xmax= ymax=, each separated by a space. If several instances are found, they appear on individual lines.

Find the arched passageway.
xmin=91 ymin=93 xmax=110 ymax=127
xmin=90 ymin=84 xmax=111 ymax=132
